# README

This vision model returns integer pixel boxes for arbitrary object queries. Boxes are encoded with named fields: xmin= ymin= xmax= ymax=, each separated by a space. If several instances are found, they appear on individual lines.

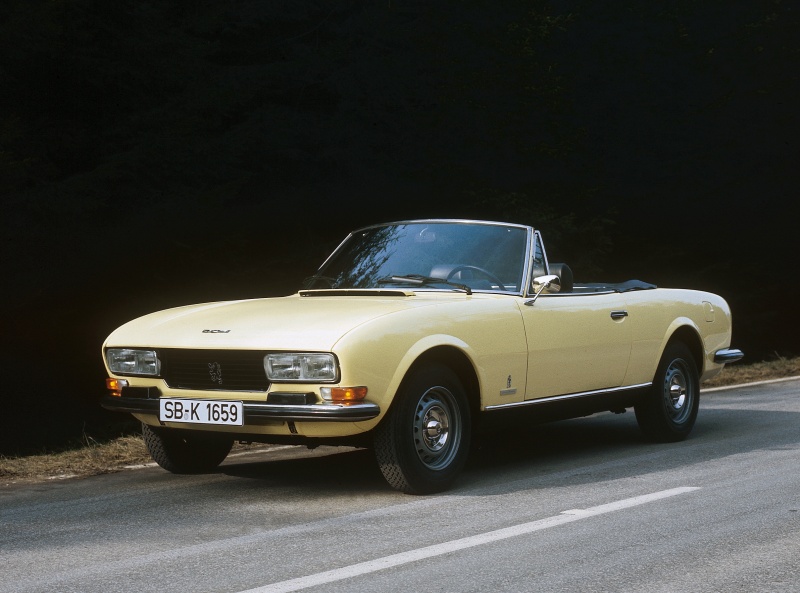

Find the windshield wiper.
xmin=377 ymin=274 xmax=472 ymax=295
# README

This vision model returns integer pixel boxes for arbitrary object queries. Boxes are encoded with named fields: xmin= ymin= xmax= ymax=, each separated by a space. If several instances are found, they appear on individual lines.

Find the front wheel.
xmin=142 ymin=423 xmax=233 ymax=474
xmin=635 ymin=343 xmax=700 ymax=442
xmin=374 ymin=363 xmax=471 ymax=494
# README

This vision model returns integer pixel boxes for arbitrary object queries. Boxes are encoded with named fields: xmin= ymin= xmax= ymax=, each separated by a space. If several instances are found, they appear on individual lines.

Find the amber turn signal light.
xmin=106 ymin=377 xmax=129 ymax=397
xmin=320 ymin=386 xmax=368 ymax=404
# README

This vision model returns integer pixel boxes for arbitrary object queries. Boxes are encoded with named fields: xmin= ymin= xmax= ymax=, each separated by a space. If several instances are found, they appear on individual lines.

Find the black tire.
xmin=374 ymin=363 xmax=471 ymax=494
xmin=142 ymin=423 xmax=233 ymax=474
xmin=635 ymin=342 xmax=700 ymax=442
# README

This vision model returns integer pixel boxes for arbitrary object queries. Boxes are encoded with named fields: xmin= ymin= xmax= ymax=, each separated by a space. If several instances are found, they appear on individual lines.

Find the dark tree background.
xmin=1 ymin=0 xmax=797 ymax=454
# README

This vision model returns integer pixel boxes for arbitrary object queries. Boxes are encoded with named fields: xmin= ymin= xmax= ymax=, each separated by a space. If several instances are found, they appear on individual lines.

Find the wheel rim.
xmin=413 ymin=386 xmax=462 ymax=470
xmin=662 ymin=359 xmax=694 ymax=424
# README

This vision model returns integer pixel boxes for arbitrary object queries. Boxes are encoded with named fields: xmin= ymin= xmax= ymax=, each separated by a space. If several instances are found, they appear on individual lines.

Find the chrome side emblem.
xmin=208 ymin=362 xmax=223 ymax=384
xmin=203 ymin=329 xmax=231 ymax=333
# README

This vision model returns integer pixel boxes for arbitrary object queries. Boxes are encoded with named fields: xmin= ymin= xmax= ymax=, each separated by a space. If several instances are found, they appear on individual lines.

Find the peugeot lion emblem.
xmin=208 ymin=362 xmax=223 ymax=385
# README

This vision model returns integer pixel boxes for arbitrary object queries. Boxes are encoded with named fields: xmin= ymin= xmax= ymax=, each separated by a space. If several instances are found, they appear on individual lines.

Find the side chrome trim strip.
xmin=484 ymin=383 xmax=651 ymax=411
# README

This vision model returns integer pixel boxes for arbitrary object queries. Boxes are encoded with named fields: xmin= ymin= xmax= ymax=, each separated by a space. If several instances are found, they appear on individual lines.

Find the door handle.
xmin=610 ymin=310 xmax=628 ymax=320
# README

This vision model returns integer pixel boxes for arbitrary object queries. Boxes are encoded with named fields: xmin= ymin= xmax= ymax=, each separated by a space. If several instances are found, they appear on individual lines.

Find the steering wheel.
xmin=446 ymin=265 xmax=507 ymax=291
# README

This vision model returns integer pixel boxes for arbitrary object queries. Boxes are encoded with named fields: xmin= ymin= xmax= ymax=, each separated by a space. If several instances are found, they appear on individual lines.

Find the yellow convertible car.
xmin=102 ymin=219 xmax=742 ymax=493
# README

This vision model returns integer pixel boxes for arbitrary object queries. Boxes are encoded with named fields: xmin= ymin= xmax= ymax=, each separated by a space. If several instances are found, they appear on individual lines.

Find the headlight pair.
xmin=105 ymin=349 xmax=339 ymax=382
xmin=264 ymin=353 xmax=338 ymax=382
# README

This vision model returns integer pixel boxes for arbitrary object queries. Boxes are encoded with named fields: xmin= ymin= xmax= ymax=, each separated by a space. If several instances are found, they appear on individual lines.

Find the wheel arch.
xmin=663 ymin=324 xmax=705 ymax=376
xmin=389 ymin=345 xmax=481 ymax=422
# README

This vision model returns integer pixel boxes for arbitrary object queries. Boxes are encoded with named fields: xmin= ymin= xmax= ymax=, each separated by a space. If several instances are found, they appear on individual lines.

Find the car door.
xmin=519 ymin=292 xmax=633 ymax=399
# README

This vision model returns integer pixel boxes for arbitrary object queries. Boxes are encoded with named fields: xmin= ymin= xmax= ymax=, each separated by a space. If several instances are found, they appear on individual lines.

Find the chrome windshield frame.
xmin=307 ymin=219 xmax=536 ymax=297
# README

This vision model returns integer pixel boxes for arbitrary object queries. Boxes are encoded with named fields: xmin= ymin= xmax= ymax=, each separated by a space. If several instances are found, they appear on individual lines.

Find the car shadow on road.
xmin=214 ymin=401 xmax=800 ymax=496
xmin=218 ymin=446 xmax=389 ymax=494
xmin=458 ymin=401 xmax=800 ymax=495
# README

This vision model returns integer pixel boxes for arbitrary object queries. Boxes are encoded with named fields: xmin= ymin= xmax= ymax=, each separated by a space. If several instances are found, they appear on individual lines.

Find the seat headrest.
xmin=548 ymin=263 xmax=573 ymax=293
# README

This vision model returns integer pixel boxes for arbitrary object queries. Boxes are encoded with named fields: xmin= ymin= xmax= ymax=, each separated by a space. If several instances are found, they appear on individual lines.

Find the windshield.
xmin=304 ymin=221 xmax=529 ymax=294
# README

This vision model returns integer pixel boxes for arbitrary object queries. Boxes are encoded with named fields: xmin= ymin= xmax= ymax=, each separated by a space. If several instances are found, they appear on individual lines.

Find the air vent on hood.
xmin=299 ymin=289 xmax=414 ymax=297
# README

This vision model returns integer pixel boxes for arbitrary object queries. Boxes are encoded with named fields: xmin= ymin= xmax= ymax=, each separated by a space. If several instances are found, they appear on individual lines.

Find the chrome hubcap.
xmin=663 ymin=359 xmax=693 ymax=423
xmin=424 ymin=416 xmax=446 ymax=446
xmin=669 ymin=381 xmax=687 ymax=410
xmin=413 ymin=387 xmax=461 ymax=470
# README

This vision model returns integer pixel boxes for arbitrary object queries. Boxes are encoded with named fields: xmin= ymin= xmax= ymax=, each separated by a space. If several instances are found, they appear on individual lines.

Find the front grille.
xmin=160 ymin=349 xmax=269 ymax=392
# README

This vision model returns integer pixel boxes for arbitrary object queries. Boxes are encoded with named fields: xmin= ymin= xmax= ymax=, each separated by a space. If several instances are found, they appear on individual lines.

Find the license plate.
xmin=159 ymin=398 xmax=243 ymax=426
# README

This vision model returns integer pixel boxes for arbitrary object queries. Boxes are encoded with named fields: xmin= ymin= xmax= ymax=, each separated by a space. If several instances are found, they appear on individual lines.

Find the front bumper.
xmin=101 ymin=395 xmax=381 ymax=423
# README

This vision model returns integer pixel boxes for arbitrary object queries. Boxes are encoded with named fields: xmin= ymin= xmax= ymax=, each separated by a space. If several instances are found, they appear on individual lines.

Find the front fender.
xmin=381 ymin=334 xmax=478 ymax=413
xmin=332 ymin=297 xmax=529 ymax=422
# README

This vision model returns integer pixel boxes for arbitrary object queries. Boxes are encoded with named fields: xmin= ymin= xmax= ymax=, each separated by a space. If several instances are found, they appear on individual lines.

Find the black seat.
xmin=548 ymin=263 xmax=573 ymax=293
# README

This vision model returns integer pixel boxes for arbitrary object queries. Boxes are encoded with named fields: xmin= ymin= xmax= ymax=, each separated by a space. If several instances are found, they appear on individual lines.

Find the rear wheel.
xmin=374 ymin=363 xmax=471 ymax=494
xmin=142 ymin=423 xmax=233 ymax=474
xmin=635 ymin=342 xmax=699 ymax=442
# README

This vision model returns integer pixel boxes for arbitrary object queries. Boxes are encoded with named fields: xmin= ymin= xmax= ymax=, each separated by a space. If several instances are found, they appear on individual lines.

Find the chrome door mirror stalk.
xmin=525 ymin=274 xmax=561 ymax=306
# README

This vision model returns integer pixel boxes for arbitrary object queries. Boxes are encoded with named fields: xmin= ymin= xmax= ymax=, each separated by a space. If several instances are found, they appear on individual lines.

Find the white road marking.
xmin=238 ymin=487 xmax=701 ymax=593
xmin=702 ymin=375 xmax=800 ymax=392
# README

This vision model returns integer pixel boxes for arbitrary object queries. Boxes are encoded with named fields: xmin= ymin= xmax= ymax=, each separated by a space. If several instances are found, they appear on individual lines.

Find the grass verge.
xmin=2 ymin=355 xmax=798 ymax=485
xmin=701 ymin=354 xmax=800 ymax=387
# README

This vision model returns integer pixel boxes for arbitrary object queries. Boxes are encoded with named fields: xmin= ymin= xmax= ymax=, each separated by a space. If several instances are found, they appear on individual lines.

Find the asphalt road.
xmin=2 ymin=379 xmax=798 ymax=593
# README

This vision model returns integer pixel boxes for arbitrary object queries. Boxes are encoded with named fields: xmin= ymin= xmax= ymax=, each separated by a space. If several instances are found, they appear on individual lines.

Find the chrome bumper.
xmin=714 ymin=348 xmax=744 ymax=364
xmin=101 ymin=395 xmax=381 ymax=423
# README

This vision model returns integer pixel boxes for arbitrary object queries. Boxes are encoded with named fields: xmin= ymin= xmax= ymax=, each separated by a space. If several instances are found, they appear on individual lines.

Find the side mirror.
xmin=525 ymin=274 xmax=561 ymax=306
xmin=532 ymin=274 xmax=561 ymax=293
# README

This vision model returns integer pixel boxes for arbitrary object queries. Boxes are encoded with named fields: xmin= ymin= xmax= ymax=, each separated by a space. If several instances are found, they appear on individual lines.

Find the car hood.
xmin=104 ymin=291 xmax=443 ymax=351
